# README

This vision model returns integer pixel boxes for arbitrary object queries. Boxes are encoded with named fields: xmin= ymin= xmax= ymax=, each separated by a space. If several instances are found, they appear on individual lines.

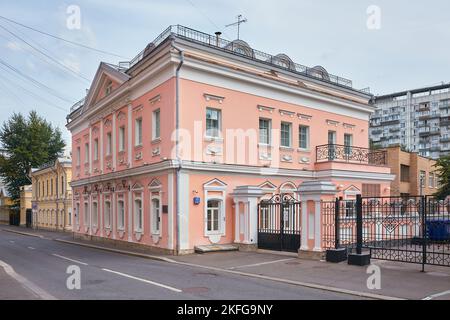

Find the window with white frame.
xmin=84 ymin=202 xmax=90 ymax=227
xmin=429 ymin=173 xmax=434 ymax=188
xmin=152 ymin=109 xmax=160 ymax=140
xmin=151 ymin=198 xmax=161 ymax=234
xmin=259 ymin=118 xmax=271 ymax=145
xmin=76 ymin=147 xmax=81 ymax=166
xmin=206 ymin=199 xmax=221 ymax=233
xmin=104 ymin=200 xmax=111 ymax=228
xmin=117 ymin=199 xmax=125 ymax=229
xmin=299 ymin=125 xmax=309 ymax=150
xmin=75 ymin=202 xmax=80 ymax=226
xmin=105 ymin=80 xmax=113 ymax=96
xmin=106 ymin=132 xmax=112 ymax=155
xmin=280 ymin=122 xmax=292 ymax=147
xmin=344 ymin=133 xmax=353 ymax=155
xmin=119 ymin=126 xmax=125 ymax=152
xmin=135 ymin=118 xmax=142 ymax=146
xmin=84 ymin=143 xmax=89 ymax=163
xmin=92 ymin=201 xmax=98 ymax=227
xmin=134 ymin=198 xmax=143 ymax=232
xmin=93 ymin=138 xmax=99 ymax=161
xmin=206 ymin=108 xmax=221 ymax=138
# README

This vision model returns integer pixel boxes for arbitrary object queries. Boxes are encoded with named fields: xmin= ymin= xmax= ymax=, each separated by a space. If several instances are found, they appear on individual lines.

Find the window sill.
xmin=204 ymin=136 xmax=223 ymax=143
xmin=118 ymin=150 xmax=125 ymax=155
xmin=297 ymin=148 xmax=310 ymax=153
xmin=280 ymin=146 xmax=294 ymax=151
xmin=134 ymin=144 xmax=143 ymax=150
xmin=258 ymin=143 xmax=273 ymax=148
xmin=117 ymin=227 xmax=125 ymax=231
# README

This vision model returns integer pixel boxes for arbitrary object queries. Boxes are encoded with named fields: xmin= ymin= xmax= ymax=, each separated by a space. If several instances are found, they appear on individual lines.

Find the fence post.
xmin=421 ymin=196 xmax=427 ymax=272
xmin=334 ymin=197 xmax=340 ymax=249
xmin=347 ymin=194 xmax=370 ymax=266
xmin=356 ymin=194 xmax=363 ymax=255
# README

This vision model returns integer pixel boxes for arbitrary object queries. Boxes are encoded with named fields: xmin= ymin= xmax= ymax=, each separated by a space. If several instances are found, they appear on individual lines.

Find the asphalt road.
xmin=0 ymin=230 xmax=357 ymax=300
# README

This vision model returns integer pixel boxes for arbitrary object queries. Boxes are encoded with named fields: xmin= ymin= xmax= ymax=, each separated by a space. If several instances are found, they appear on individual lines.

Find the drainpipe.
xmin=172 ymin=40 xmax=184 ymax=255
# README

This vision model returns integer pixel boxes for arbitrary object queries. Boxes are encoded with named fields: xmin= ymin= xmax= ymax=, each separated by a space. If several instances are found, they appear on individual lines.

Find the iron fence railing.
xmin=316 ymin=144 xmax=387 ymax=166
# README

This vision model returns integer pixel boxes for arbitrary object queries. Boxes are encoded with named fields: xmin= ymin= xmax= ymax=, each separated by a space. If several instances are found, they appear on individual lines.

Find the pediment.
xmin=258 ymin=180 xmax=277 ymax=191
xmin=204 ymin=178 xmax=227 ymax=190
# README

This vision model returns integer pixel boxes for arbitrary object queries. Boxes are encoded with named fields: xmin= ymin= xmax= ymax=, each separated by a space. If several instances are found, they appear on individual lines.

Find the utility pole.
xmin=225 ymin=14 xmax=248 ymax=40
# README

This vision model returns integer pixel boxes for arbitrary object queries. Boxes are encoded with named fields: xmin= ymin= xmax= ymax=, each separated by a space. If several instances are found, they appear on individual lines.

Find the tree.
xmin=433 ymin=155 xmax=450 ymax=200
xmin=0 ymin=111 xmax=65 ymax=203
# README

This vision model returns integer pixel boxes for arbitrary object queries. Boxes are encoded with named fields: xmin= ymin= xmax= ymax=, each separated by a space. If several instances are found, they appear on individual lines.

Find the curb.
xmin=2 ymin=228 xmax=45 ymax=239
xmin=54 ymin=239 xmax=175 ymax=263
xmin=168 ymin=260 xmax=405 ymax=301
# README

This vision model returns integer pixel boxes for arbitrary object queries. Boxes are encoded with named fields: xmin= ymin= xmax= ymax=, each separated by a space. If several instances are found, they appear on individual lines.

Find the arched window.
xmin=134 ymin=199 xmax=142 ymax=232
xmin=151 ymin=198 xmax=161 ymax=234
xmin=92 ymin=202 xmax=98 ymax=227
xmin=84 ymin=202 xmax=90 ymax=229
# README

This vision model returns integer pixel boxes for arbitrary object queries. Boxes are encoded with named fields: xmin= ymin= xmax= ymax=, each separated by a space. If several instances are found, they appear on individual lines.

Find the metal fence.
xmin=316 ymin=144 xmax=387 ymax=166
xmin=323 ymin=195 xmax=450 ymax=269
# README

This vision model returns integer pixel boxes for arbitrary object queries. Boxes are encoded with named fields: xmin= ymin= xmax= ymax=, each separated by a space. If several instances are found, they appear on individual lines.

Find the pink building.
xmin=66 ymin=25 xmax=394 ymax=255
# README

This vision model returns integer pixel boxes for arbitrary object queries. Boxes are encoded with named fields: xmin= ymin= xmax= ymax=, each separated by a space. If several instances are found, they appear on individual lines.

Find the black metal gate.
xmin=257 ymin=194 xmax=301 ymax=252
xmin=323 ymin=195 xmax=450 ymax=269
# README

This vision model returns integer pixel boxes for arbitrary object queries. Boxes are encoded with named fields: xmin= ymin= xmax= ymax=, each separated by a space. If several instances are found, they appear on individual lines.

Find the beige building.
xmin=19 ymin=185 xmax=32 ymax=226
xmin=0 ymin=182 xmax=13 ymax=224
xmin=384 ymin=146 xmax=438 ymax=196
xmin=31 ymin=157 xmax=73 ymax=231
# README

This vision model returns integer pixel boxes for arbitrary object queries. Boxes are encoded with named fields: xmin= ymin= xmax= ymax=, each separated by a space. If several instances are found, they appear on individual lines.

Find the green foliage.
xmin=0 ymin=111 xmax=65 ymax=203
xmin=433 ymin=155 xmax=450 ymax=200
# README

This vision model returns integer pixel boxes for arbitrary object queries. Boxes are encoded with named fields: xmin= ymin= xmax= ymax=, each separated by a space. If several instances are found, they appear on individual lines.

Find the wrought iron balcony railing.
xmin=316 ymin=144 xmax=387 ymax=166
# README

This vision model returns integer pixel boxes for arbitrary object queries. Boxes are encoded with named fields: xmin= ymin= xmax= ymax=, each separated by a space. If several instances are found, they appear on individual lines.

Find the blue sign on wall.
xmin=193 ymin=197 xmax=201 ymax=205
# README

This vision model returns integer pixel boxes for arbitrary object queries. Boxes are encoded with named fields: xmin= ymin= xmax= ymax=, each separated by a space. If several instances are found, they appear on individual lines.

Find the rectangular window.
xmin=206 ymin=108 xmax=221 ymax=138
xmin=119 ymin=127 xmax=125 ymax=152
xmin=117 ymin=200 xmax=125 ymax=229
xmin=106 ymin=132 xmax=112 ymax=155
xmin=84 ymin=202 xmax=90 ymax=227
xmin=344 ymin=134 xmax=353 ymax=155
xmin=207 ymin=200 xmax=221 ymax=233
xmin=76 ymin=147 xmax=81 ymax=166
xmin=152 ymin=198 xmax=161 ymax=234
xmin=75 ymin=203 xmax=80 ymax=226
xmin=429 ymin=173 xmax=434 ymax=188
xmin=299 ymin=125 xmax=309 ymax=150
xmin=93 ymin=138 xmax=99 ymax=161
xmin=135 ymin=118 xmax=142 ymax=146
xmin=134 ymin=199 xmax=142 ymax=231
xmin=259 ymin=118 xmax=271 ymax=145
xmin=362 ymin=184 xmax=381 ymax=197
xmin=152 ymin=109 xmax=160 ymax=140
xmin=84 ymin=143 xmax=89 ymax=163
xmin=400 ymin=165 xmax=410 ymax=182
xmin=420 ymin=171 xmax=426 ymax=188
xmin=92 ymin=202 xmax=98 ymax=227
xmin=104 ymin=201 xmax=111 ymax=228
xmin=280 ymin=122 xmax=292 ymax=147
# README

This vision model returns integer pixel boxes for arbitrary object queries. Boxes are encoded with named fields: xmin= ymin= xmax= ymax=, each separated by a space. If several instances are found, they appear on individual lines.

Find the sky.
xmin=1 ymin=0 xmax=450 ymax=152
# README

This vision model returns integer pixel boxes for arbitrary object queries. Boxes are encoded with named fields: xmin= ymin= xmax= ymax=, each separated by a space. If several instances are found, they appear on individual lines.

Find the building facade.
xmin=384 ymin=146 xmax=438 ymax=197
xmin=370 ymin=83 xmax=450 ymax=159
xmin=66 ymin=25 xmax=394 ymax=255
xmin=0 ymin=182 xmax=13 ymax=224
xmin=19 ymin=185 xmax=32 ymax=226
xmin=31 ymin=158 xmax=73 ymax=231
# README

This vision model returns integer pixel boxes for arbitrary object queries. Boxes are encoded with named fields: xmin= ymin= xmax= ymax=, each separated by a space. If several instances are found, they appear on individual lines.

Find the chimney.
xmin=215 ymin=32 xmax=222 ymax=47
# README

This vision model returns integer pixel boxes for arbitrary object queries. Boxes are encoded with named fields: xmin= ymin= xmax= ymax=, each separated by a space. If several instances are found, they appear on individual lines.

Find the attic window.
xmin=105 ymin=80 xmax=113 ymax=97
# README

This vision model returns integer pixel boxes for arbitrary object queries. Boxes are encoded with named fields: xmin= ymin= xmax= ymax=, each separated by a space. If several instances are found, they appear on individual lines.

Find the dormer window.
xmin=105 ymin=80 xmax=113 ymax=97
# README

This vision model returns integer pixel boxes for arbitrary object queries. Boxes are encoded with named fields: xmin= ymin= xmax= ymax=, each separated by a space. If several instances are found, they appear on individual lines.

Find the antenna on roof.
xmin=225 ymin=14 xmax=247 ymax=40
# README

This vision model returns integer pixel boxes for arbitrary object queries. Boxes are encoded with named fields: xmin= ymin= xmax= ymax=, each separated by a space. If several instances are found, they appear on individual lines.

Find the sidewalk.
xmin=2 ymin=225 xmax=449 ymax=300
xmin=0 ymin=267 xmax=39 ymax=300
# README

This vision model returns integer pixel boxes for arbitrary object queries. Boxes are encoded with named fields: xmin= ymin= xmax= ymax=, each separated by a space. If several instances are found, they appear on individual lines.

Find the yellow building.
xmin=0 ymin=182 xmax=13 ymax=224
xmin=31 ymin=157 xmax=73 ymax=231
xmin=19 ymin=185 xmax=32 ymax=226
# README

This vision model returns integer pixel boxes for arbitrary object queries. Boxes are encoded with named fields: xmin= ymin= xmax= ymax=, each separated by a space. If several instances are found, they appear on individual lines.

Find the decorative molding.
xmin=299 ymin=156 xmax=310 ymax=164
xmin=279 ymin=109 xmax=296 ymax=117
xmin=326 ymin=119 xmax=340 ymax=126
xmin=257 ymin=105 xmax=274 ymax=113
xmin=281 ymin=154 xmax=293 ymax=162
xmin=259 ymin=152 xmax=272 ymax=161
xmin=149 ymin=94 xmax=161 ymax=105
xmin=298 ymin=113 xmax=312 ymax=121
xmin=103 ymin=118 xmax=112 ymax=128
xmin=206 ymin=146 xmax=223 ymax=155
xmin=117 ymin=111 xmax=126 ymax=121
xmin=343 ymin=123 xmax=356 ymax=130
xmin=135 ymin=151 xmax=143 ymax=160
xmin=152 ymin=147 xmax=160 ymax=157
xmin=133 ymin=104 xmax=143 ymax=112
xmin=203 ymin=93 xmax=224 ymax=103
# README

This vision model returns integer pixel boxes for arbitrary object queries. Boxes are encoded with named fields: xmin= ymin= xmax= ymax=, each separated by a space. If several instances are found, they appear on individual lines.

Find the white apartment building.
xmin=370 ymin=83 xmax=450 ymax=159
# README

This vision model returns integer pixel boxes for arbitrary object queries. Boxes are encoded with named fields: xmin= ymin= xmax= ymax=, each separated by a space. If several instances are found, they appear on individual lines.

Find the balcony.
xmin=316 ymin=144 xmax=387 ymax=166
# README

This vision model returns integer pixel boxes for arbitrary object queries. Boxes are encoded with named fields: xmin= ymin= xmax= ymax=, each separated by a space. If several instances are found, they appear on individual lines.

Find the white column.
xmin=127 ymin=104 xmax=132 ymax=168
xmin=112 ymin=113 xmax=117 ymax=169
xmin=89 ymin=194 xmax=92 ymax=236
xmin=313 ymin=200 xmax=322 ymax=252
xmin=234 ymin=200 xmax=240 ymax=243
xmin=112 ymin=192 xmax=116 ymax=240
xmin=168 ymin=172 xmax=174 ymax=250
xmin=100 ymin=119 xmax=104 ymax=172
xmin=100 ymin=193 xmax=104 ymax=237
xmin=248 ymin=198 xmax=258 ymax=244
xmin=243 ymin=201 xmax=250 ymax=243
xmin=300 ymin=201 xmax=309 ymax=251
xmin=128 ymin=185 xmax=132 ymax=242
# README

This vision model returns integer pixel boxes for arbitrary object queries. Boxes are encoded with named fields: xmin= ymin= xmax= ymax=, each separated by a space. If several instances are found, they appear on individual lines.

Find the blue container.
xmin=426 ymin=219 xmax=450 ymax=241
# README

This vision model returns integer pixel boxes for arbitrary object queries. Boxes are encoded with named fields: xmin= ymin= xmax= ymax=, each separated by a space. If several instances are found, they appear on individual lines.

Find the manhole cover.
xmin=182 ymin=287 xmax=210 ymax=294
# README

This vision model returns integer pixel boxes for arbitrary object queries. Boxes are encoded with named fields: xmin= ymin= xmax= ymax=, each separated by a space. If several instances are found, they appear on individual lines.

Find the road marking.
xmin=423 ymin=290 xmax=450 ymax=300
xmin=101 ymin=268 xmax=182 ymax=293
xmin=28 ymin=247 xmax=35 ymax=250
xmin=52 ymin=254 xmax=88 ymax=266
xmin=0 ymin=260 xmax=56 ymax=300
xmin=228 ymin=258 xmax=296 ymax=270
